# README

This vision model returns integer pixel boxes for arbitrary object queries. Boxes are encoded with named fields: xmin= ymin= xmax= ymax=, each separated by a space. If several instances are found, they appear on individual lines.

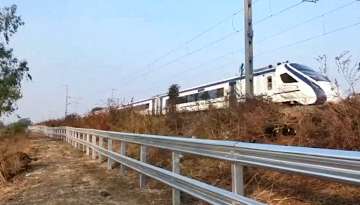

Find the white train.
xmin=119 ymin=62 xmax=338 ymax=115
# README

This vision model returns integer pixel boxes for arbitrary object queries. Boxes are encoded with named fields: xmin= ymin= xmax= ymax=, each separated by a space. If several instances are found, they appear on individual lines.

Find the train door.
xmin=152 ymin=99 xmax=156 ymax=114
xmin=155 ymin=97 xmax=162 ymax=115
xmin=265 ymin=74 xmax=274 ymax=97
xmin=277 ymin=72 xmax=299 ymax=102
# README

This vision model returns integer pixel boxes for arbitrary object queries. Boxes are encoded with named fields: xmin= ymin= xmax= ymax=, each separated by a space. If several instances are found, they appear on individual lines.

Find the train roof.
xmin=127 ymin=64 xmax=278 ymax=105
xmin=178 ymin=65 xmax=275 ymax=94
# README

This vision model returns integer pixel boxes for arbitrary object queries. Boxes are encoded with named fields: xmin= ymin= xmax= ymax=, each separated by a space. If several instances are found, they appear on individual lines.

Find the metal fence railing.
xmin=29 ymin=125 xmax=360 ymax=205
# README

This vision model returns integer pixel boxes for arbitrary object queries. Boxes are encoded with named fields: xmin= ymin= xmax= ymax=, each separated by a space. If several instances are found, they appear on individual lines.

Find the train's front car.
xmin=285 ymin=63 xmax=339 ymax=105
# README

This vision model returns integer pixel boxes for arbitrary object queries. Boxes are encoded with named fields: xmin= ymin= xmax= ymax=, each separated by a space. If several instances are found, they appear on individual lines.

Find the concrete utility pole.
xmin=244 ymin=0 xmax=254 ymax=99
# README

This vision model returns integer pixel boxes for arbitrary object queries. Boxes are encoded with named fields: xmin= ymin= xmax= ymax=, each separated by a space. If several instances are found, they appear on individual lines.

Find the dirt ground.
xmin=0 ymin=134 xmax=170 ymax=205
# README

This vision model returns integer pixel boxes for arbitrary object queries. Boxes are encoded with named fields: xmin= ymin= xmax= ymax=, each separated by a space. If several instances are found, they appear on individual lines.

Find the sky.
xmin=0 ymin=0 xmax=359 ymax=124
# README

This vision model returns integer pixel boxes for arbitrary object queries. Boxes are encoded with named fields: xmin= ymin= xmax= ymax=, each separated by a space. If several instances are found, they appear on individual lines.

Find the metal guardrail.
xmin=29 ymin=126 xmax=360 ymax=205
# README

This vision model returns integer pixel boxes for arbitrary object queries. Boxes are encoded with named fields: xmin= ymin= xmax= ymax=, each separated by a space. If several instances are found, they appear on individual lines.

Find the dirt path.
xmin=0 ymin=134 xmax=167 ymax=205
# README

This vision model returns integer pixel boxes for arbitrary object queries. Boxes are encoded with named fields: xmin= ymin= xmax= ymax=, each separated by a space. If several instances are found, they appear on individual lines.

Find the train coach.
xmin=120 ymin=62 xmax=339 ymax=115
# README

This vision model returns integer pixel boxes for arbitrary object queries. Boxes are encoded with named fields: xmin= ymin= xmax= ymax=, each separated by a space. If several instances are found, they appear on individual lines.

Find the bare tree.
xmin=315 ymin=54 xmax=341 ymax=97
xmin=315 ymin=54 xmax=328 ymax=75
xmin=335 ymin=51 xmax=360 ymax=95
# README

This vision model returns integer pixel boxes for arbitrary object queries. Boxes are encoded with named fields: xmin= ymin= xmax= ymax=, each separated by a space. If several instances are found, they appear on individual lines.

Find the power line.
xmin=124 ymin=31 xmax=240 ymax=84
xmin=254 ymin=1 xmax=306 ymax=25
xmin=148 ymin=49 xmax=242 ymax=91
xmin=146 ymin=10 xmax=244 ymax=69
xmin=148 ymin=57 xmax=241 ymax=95
xmin=124 ymin=0 xmax=312 ymax=85
xmin=122 ymin=0 xmax=268 ymax=86
xmin=256 ymin=0 xmax=358 ymax=44
xmin=255 ymin=20 xmax=360 ymax=57
xmin=119 ymin=1 xmax=358 ymax=103
xmin=152 ymin=15 xmax=359 ymax=93
xmin=149 ymin=2 xmax=359 ymax=96
xmin=146 ymin=0 xmax=264 ymax=68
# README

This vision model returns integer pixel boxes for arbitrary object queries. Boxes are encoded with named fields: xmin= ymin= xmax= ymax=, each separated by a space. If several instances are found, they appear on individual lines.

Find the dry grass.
xmin=0 ymin=134 xmax=32 ymax=184
xmin=42 ymin=97 xmax=360 ymax=205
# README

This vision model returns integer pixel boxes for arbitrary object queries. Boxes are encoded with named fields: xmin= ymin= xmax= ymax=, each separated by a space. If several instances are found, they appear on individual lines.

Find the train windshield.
xmin=290 ymin=63 xmax=330 ymax=82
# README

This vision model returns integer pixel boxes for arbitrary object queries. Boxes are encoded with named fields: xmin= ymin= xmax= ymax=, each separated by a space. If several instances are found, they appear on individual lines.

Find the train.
xmin=110 ymin=62 xmax=338 ymax=115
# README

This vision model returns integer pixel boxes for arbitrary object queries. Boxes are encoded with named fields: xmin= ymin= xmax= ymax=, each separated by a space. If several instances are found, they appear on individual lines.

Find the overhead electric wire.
xmin=146 ymin=0 xmax=264 ymax=68
xmin=123 ymin=0 xmax=267 ymax=85
xmin=126 ymin=0 xmax=307 ymax=84
xmin=150 ymin=57 xmax=241 ymax=93
xmin=146 ymin=10 xmax=244 ymax=68
xmin=137 ymin=0 xmax=308 ymax=85
xmin=123 ymin=30 xmax=241 ymax=85
xmin=256 ymin=0 xmax=358 ymax=44
xmin=119 ymin=0 xmax=358 ymax=103
xmin=255 ymin=20 xmax=360 ymax=57
xmin=148 ymin=49 xmax=242 ymax=91
xmin=254 ymin=0 xmax=306 ymax=25
xmin=152 ymin=31 xmax=239 ymax=71
xmin=148 ymin=1 xmax=360 ymax=95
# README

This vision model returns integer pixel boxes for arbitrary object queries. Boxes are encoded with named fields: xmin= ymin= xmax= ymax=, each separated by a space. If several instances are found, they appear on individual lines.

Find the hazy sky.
xmin=0 ymin=0 xmax=359 ymax=123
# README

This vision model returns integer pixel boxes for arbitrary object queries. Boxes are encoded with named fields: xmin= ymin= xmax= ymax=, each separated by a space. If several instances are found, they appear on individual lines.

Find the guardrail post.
xmin=99 ymin=136 xmax=104 ymax=162
xmin=70 ymin=131 xmax=73 ymax=146
xmin=81 ymin=133 xmax=85 ymax=152
xmin=66 ymin=130 xmax=69 ymax=143
xmin=75 ymin=132 xmax=78 ymax=148
xmin=92 ymin=135 xmax=97 ymax=160
xmin=172 ymin=152 xmax=181 ymax=205
xmin=77 ymin=132 xmax=81 ymax=149
xmin=139 ymin=145 xmax=147 ymax=189
xmin=73 ymin=131 xmax=76 ymax=147
xmin=120 ymin=141 xmax=127 ymax=175
xmin=86 ymin=133 xmax=90 ymax=156
xmin=231 ymin=163 xmax=244 ymax=196
xmin=68 ymin=131 xmax=70 ymax=144
xmin=107 ymin=139 xmax=113 ymax=170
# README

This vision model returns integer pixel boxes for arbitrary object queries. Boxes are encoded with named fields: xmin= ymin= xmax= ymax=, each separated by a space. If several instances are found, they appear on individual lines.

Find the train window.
xmin=177 ymin=96 xmax=187 ymax=104
xmin=187 ymin=93 xmax=197 ymax=103
xmin=133 ymin=103 xmax=149 ymax=110
xmin=200 ymin=91 xmax=210 ymax=100
xmin=290 ymin=63 xmax=330 ymax=82
xmin=267 ymin=76 xmax=272 ymax=90
xmin=207 ymin=88 xmax=224 ymax=99
xmin=208 ymin=90 xmax=217 ymax=99
xmin=216 ymin=88 xmax=224 ymax=98
xmin=175 ymin=88 xmax=225 ymax=104
xmin=280 ymin=73 xmax=297 ymax=83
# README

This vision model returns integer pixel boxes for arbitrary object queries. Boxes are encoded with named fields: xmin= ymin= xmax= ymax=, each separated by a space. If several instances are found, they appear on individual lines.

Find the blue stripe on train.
xmin=285 ymin=65 xmax=327 ymax=105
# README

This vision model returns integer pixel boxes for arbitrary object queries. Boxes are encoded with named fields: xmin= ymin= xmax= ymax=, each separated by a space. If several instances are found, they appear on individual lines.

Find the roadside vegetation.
xmin=39 ymin=51 xmax=360 ymax=205
xmin=0 ymin=119 xmax=32 ymax=184
xmin=41 ymin=94 xmax=360 ymax=204
xmin=0 ymin=4 xmax=31 ymax=185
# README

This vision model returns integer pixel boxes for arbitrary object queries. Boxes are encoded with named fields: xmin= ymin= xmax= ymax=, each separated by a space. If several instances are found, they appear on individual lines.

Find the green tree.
xmin=166 ymin=84 xmax=182 ymax=134
xmin=167 ymin=84 xmax=180 ymax=113
xmin=0 ymin=5 xmax=31 ymax=116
